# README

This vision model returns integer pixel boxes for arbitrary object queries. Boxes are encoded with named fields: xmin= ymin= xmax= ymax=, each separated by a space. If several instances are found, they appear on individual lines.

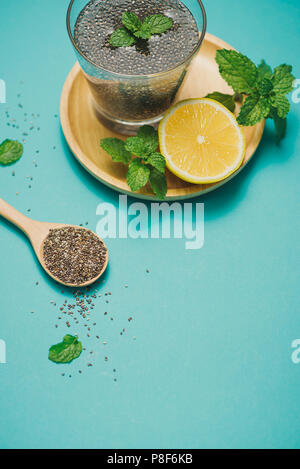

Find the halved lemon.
xmin=159 ymin=98 xmax=245 ymax=184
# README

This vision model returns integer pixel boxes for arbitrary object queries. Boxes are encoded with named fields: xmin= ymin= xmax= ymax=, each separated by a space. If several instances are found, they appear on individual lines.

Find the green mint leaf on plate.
xmin=146 ymin=152 xmax=166 ymax=173
xmin=48 ymin=335 xmax=82 ymax=364
xmin=205 ymin=92 xmax=236 ymax=113
xmin=270 ymin=94 xmax=290 ymax=118
xmin=134 ymin=23 xmax=151 ymax=40
xmin=257 ymin=60 xmax=273 ymax=79
xmin=271 ymin=64 xmax=295 ymax=95
xmin=257 ymin=77 xmax=273 ymax=96
xmin=149 ymin=167 xmax=167 ymax=199
xmin=216 ymin=49 xmax=258 ymax=94
xmin=122 ymin=11 xmax=142 ymax=32
xmin=126 ymin=159 xmax=150 ymax=192
xmin=109 ymin=27 xmax=136 ymax=47
xmin=237 ymin=94 xmax=271 ymax=126
xmin=143 ymin=14 xmax=173 ymax=35
xmin=125 ymin=136 xmax=150 ymax=157
xmin=100 ymin=138 xmax=132 ymax=164
xmin=270 ymin=107 xmax=287 ymax=145
xmin=0 ymin=139 xmax=23 ymax=166
xmin=137 ymin=125 xmax=159 ymax=153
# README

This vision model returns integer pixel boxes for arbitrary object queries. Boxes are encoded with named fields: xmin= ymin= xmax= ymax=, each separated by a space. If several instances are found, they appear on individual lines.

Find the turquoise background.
xmin=0 ymin=0 xmax=300 ymax=449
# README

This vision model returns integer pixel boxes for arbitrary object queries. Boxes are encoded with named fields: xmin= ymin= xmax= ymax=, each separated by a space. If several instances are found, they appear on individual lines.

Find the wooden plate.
xmin=60 ymin=33 xmax=265 ymax=200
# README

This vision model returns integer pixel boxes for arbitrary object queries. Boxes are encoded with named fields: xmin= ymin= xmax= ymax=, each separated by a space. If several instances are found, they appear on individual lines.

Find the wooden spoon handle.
xmin=0 ymin=197 xmax=34 ymax=236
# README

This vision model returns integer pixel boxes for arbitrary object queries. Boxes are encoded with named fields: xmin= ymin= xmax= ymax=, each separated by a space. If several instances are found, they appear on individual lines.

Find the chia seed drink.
xmin=67 ymin=0 xmax=206 ymax=134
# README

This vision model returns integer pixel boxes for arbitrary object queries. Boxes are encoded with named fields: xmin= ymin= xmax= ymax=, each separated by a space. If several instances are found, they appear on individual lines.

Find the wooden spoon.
xmin=0 ymin=198 xmax=108 ymax=287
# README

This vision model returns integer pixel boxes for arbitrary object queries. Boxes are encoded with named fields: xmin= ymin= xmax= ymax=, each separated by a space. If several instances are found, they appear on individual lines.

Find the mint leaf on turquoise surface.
xmin=137 ymin=125 xmax=159 ymax=153
xmin=270 ymin=94 xmax=290 ymax=118
xmin=271 ymin=64 xmax=295 ymax=95
xmin=237 ymin=95 xmax=271 ymax=126
xmin=149 ymin=168 xmax=167 ymax=199
xmin=122 ymin=11 xmax=141 ymax=33
xmin=100 ymin=138 xmax=132 ymax=164
xmin=126 ymin=159 xmax=150 ymax=192
xmin=48 ymin=335 xmax=82 ymax=364
xmin=146 ymin=152 xmax=166 ymax=173
xmin=143 ymin=14 xmax=173 ymax=35
xmin=216 ymin=49 xmax=258 ymax=94
xmin=109 ymin=27 xmax=136 ymax=47
xmin=205 ymin=92 xmax=236 ymax=113
xmin=257 ymin=60 xmax=272 ymax=79
xmin=0 ymin=139 xmax=23 ymax=165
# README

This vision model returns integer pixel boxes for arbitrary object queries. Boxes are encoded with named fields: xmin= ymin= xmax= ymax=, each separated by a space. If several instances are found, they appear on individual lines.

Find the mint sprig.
xmin=0 ymin=139 xmax=23 ymax=165
xmin=208 ymin=50 xmax=295 ymax=144
xmin=109 ymin=11 xmax=173 ymax=48
xmin=100 ymin=125 xmax=167 ymax=199
xmin=48 ymin=335 xmax=82 ymax=364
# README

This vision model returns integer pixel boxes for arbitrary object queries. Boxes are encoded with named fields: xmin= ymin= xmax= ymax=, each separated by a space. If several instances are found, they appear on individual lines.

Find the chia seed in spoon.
xmin=43 ymin=227 xmax=107 ymax=285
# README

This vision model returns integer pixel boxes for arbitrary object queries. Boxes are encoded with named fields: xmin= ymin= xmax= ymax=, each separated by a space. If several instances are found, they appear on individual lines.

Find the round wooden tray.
xmin=60 ymin=33 xmax=265 ymax=200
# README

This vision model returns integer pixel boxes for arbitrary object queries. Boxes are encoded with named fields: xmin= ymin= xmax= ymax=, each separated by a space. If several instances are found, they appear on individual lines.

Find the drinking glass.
xmin=67 ymin=0 xmax=207 ymax=134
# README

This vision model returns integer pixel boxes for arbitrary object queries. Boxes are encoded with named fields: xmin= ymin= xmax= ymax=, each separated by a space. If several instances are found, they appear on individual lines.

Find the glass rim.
xmin=66 ymin=0 xmax=207 ymax=79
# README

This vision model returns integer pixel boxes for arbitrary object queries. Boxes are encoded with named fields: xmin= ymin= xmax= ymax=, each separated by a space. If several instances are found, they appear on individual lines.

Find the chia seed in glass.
xmin=67 ymin=0 xmax=206 ymax=134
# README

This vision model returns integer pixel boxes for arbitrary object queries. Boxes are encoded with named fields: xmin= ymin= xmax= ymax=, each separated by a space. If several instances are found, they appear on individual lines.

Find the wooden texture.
xmin=0 ymin=198 xmax=108 ymax=287
xmin=60 ymin=33 xmax=265 ymax=200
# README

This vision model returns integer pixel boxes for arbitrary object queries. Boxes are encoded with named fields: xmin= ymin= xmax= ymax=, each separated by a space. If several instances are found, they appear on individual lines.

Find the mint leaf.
xmin=257 ymin=60 xmax=272 ymax=79
xmin=110 ymin=12 xmax=172 ymax=47
xmin=48 ymin=335 xmax=82 ymax=364
xmin=269 ymin=107 xmax=287 ymax=145
xmin=146 ymin=152 xmax=166 ymax=173
xmin=125 ymin=136 xmax=150 ymax=157
xmin=149 ymin=168 xmax=167 ymax=199
xmin=205 ymin=92 xmax=236 ymax=113
xmin=109 ymin=27 xmax=136 ymax=47
xmin=126 ymin=159 xmax=150 ymax=191
xmin=122 ymin=11 xmax=141 ymax=32
xmin=137 ymin=125 xmax=158 ymax=153
xmin=0 ymin=139 xmax=23 ymax=165
xmin=143 ymin=14 xmax=173 ymax=35
xmin=270 ymin=94 xmax=290 ymax=118
xmin=216 ymin=50 xmax=257 ymax=94
xmin=257 ymin=77 xmax=273 ymax=96
xmin=271 ymin=64 xmax=295 ymax=95
xmin=134 ymin=23 xmax=151 ymax=40
xmin=101 ymin=138 xmax=132 ymax=164
xmin=237 ymin=95 xmax=270 ymax=126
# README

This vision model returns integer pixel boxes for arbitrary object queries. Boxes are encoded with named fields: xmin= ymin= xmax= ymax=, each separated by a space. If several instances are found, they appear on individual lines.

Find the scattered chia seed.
xmin=43 ymin=227 xmax=107 ymax=285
